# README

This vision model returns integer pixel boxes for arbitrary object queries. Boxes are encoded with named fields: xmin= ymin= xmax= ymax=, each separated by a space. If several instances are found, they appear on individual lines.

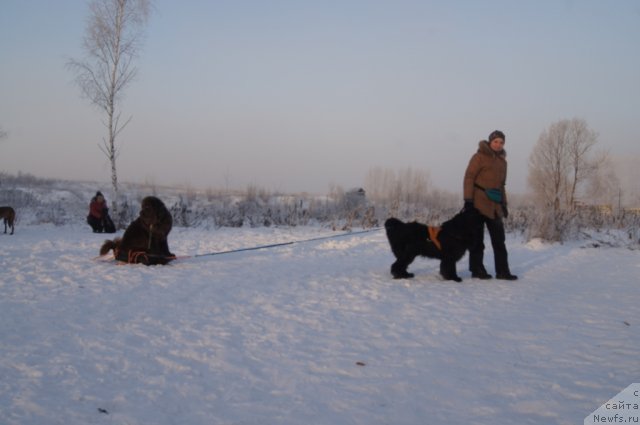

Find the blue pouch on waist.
xmin=485 ymin=188 xmax=503 ymax=203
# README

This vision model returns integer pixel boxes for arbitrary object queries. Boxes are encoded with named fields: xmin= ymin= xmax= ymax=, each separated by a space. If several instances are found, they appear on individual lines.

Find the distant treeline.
xmin=1 ymin=172 xmax=639 ymax=246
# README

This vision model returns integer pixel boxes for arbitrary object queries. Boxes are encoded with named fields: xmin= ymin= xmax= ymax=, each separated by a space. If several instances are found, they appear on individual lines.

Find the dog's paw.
xmin=441 ymin=273 xmax=462 ymax=282
xmin=392 ymin=272 xmax=415 ymax=279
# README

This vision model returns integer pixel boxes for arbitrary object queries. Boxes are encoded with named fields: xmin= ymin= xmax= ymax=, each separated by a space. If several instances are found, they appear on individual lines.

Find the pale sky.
xmin=1 ymin=0 xmax=639 ymax=195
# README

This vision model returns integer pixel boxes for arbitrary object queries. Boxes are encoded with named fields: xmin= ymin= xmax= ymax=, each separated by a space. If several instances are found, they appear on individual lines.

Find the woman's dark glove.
xmin=464 ymin=200 xmax=474 ymax=211
xmin=501 ymin=204 xmax=509 ymax=218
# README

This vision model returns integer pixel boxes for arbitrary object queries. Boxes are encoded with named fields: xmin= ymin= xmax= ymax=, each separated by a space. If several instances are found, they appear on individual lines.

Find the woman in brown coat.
xmin=463 ymin=130 xmax=517 ymax=280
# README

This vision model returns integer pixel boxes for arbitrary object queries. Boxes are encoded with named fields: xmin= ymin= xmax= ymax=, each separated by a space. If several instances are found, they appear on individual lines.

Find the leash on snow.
xmin=95 ymin=227 xmax=384 ymax=263
xmin=182 ymin=227 xmax=384 ymax=260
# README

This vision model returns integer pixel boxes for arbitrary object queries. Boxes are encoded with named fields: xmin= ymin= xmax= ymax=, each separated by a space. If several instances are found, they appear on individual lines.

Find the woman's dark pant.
xmin=469 ymin=214 xmax=510 ymax=275
xmin=87 ymin=215 xmax=103 ymax=232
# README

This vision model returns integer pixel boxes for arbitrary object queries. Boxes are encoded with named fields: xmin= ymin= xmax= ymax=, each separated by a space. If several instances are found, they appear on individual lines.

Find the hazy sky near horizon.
xmin=1 ymin=0 xmax=639 ymax=195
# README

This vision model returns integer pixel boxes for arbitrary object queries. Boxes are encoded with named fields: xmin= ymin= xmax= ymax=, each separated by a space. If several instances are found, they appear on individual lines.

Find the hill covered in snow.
xmin=0 ymin=219 xmax=638 ymax=424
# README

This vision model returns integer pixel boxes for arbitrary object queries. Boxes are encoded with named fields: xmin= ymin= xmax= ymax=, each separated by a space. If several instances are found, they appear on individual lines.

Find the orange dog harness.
xmin=428 ymin=226 xmax=442 ymax=251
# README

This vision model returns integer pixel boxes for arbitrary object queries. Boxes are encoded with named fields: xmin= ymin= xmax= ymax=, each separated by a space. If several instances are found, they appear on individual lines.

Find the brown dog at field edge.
xmin=0 ymin=206 xmax=15 ymax=235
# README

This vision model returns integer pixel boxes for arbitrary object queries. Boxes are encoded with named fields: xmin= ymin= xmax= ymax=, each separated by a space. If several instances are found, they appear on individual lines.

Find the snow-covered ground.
xmin=1 ymin=224 xmax=638 ymax=425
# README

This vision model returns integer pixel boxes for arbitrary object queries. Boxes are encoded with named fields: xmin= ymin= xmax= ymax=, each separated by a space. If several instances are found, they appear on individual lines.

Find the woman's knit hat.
xmin=488 ymin=130 xmax=505 ymax=142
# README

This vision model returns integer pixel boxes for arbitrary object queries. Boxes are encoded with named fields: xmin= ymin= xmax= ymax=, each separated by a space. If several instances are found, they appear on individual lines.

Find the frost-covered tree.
xmin=364 ymin=166 xmax=431 ymax=205
xmin=611 ymin=155 xmax=640 ymax=208
xmin=585 ymin=152 xmax=620 ymax=210
xmin=527 ymin=118 xmax=602 ymax=240
xmin=67 ymin=0 xmax=151 ymax=223
xmin=529 ymin=118 xmax=600 ymax=211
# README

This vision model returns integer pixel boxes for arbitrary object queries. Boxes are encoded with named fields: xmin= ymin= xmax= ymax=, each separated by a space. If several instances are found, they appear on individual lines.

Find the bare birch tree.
xmin=67 ymin=0 xmax=151 ymax=222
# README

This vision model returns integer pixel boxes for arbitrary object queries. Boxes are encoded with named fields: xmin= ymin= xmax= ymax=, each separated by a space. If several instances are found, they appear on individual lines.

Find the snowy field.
xmin=0 ymin=224 xmax=638 ymax=425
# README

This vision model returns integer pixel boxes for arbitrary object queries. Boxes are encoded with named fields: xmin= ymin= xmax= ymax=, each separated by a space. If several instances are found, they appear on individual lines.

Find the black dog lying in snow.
xmin=384 ymin=208 xmax=479 ymax=281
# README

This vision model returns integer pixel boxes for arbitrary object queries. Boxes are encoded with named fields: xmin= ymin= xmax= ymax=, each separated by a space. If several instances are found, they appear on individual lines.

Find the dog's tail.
xmin=100 ymin=238 xmax=121 ymax=256
xmin=384 ymin=217 xmax=404 ymax=232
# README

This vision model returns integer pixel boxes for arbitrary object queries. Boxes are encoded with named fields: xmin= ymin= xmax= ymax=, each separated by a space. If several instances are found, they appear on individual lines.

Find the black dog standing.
xmin=100 ymin=196 xmax=175 ymax=265
xmin=384 ymin=208 xmax=480 ymax=281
